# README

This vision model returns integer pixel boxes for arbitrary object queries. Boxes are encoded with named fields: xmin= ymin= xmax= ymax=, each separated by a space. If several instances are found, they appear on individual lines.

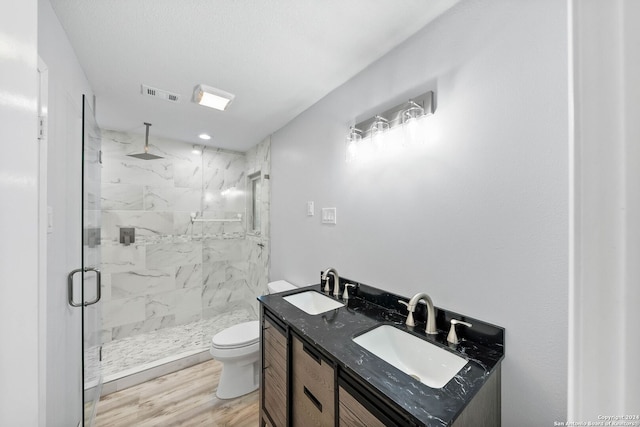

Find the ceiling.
xmin=50 ymin=0 xmax=458 ymax=151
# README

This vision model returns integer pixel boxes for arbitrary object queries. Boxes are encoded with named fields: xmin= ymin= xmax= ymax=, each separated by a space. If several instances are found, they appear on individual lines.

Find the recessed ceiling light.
xmin=193 ymin=84 xmax=235 ymax=111
xmin=199 ymin=133 xmax=211 ymax=140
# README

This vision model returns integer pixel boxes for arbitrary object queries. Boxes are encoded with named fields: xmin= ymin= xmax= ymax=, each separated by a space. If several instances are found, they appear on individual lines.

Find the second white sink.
xmin=353 ymin=325 xmax=467 ymax=388
xmin=283 ymin=290 xmax=344 ymax=315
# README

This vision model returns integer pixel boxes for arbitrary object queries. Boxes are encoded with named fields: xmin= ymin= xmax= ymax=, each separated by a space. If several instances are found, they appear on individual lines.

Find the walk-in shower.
xmin=99 ymin=128 xmax=270 ymax=385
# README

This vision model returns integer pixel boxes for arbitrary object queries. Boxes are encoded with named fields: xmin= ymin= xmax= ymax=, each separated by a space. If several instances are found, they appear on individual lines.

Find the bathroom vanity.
xmin=258 ymin=277 xmax=505 ymax=427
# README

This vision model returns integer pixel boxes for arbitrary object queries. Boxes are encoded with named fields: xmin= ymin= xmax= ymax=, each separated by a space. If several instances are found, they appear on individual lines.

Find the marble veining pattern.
xmin=259 ymin=280 xmax=504 ymax=427
xmin=100 ymin=132 xmax=271 ymax=377
xmin=110 ymin=268 xmax=175 ymax=298
xmin=101 ymin=184 xmax=144 ymax=210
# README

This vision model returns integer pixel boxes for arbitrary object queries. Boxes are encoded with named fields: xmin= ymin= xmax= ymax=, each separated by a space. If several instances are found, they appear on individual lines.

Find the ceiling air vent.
xmin=141 ymin=84 xmax=181 ymax=103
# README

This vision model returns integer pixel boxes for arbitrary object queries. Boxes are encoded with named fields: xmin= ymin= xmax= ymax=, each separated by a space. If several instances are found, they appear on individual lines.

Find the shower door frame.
xmin=80 ymin=94 xmax=103 ymax=425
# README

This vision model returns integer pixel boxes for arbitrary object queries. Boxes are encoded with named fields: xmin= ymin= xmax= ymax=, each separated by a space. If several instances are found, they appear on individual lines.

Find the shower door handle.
xmin=67 ymin=267 xmax=102 ymax=307
xmin=84 ymin=267 xmax=101 ymax=306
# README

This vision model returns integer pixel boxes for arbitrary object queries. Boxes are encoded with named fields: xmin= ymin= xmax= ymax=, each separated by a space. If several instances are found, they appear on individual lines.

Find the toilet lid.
xmin=211 ymin=320 xmax=260 ymax=349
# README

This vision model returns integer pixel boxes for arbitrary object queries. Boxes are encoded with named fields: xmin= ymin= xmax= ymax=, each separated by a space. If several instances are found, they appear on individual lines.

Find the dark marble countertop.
xmin=258 ymin=281 xmax=505 ymax=427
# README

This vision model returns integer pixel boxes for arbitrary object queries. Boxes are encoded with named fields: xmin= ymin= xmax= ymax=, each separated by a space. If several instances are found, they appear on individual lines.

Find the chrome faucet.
xmin=321 ymin=268 xmax=340 ymax=298
xmin=399 ymin=292 xmax=438 ymax=335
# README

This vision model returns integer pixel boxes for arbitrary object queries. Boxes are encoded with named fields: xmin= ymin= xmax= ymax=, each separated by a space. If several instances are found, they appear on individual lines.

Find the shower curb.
xmin=100 ymin=349 xmax=211 ymax=396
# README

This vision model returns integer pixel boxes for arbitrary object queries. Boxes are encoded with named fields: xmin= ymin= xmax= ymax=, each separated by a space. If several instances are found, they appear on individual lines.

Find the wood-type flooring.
xmin=95 ymin=359 xmax=258 ymax=426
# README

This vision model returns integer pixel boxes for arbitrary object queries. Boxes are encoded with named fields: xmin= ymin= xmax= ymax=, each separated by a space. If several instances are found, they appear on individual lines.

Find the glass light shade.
xmin=345 ymin=128 xmax=362 ymax=163
xmin=403 ymin=103 xmax=425 ymax=146
xmin=370 ymin=117 xmax=389 ymax=151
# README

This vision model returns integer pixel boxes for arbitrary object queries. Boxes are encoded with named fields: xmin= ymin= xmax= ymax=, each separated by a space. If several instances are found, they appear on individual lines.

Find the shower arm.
xmin=144 ymin=122 xmax=151 ymax=153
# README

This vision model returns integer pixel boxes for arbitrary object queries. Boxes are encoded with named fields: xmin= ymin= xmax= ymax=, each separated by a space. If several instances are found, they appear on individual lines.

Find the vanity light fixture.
xmin=403 ymin=100 xmax=425 ymax=124
xmin=370 ymin=115 xmax=389 ymax=150
xmin=403 ymin=100 xmax=426 ymax=146
xmin=192 ymin=145 xmax=203 ymax=155
xmin=193 ymin=84 xmax=235 ymax=111
xmin=345 ymin=127 xmax=362 ymax=163
xmin=347 ymin=90 xmax=435 ymax=163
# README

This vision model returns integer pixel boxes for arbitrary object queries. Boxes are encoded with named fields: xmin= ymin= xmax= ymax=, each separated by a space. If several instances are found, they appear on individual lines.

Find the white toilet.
xmin=210 ymin=280 xmax=297 ymax=399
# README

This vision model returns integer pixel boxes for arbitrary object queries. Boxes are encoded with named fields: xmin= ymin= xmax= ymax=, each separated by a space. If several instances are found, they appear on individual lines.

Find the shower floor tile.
xmin=101 ymin=309 xmax=255 ymax=378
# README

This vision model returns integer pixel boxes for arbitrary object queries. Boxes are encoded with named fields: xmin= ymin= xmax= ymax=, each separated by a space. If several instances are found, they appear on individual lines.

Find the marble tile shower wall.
xmin=100 ymin=130 xmax=270 ymax=343
xmin=245 ymin=137 xmax=271 ymax=314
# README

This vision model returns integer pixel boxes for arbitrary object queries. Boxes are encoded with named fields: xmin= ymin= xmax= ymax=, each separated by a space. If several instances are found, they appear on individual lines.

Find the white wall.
xmin=569 ymin=0 xmax=640 ymax=420
xmin=271 ymin=0 xmax=568 ymax=425
xmin=0 ymin=0 xmax=40 ymax=425
xmin=38 ymin=0 xmax=94 ymax=424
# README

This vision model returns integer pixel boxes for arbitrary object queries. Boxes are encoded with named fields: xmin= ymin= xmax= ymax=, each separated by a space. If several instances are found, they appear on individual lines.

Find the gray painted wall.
xmin=0 ymin=0 xmax=39 ymax=424
xmin=39 ymin=0 xmax=94 ymax=424
xmin=270 ymin=0 xmax=568 ymax=425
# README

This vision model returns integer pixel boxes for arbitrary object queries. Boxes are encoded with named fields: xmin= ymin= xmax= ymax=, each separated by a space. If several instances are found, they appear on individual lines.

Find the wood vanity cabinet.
xmin=338 ymin=385 xmax=386 ymax=427
xmin=451 ymin=367 xmax=501 ymax=427
xmin=260 ymin=307 xmax=501 ymax=427
xmin=337 ymin=367 xmax=502 ymax=427
xmin=291 ymin=335 xmax=335 ymax=426
xmin=337 ymin=373 xmax=413 ymax=427
xmin=261 ymin=315 xmax=287 ymax=427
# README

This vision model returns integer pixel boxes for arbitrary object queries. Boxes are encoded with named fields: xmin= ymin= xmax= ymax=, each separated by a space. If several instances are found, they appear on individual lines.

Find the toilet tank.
xmin=267 ymin=280 xmax=297 ymax=294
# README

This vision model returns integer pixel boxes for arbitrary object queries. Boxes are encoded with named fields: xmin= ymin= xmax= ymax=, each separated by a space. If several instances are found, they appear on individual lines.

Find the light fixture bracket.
xmin=353 ymin=91 xmax=434 ymax=138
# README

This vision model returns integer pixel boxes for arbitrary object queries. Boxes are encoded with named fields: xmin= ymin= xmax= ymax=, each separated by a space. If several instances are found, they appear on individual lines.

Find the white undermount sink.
xmin=282 ymin=290 xmax=344 ymax=315
xmin=353 ymin=325 xmax=468 ymax=389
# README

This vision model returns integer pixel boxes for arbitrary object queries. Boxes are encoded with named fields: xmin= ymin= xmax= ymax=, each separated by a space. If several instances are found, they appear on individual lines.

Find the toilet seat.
xmin=211 ymin=320 xmax=259 ymax=349
xmin=209 ymin=281 xmax=297 ymax=399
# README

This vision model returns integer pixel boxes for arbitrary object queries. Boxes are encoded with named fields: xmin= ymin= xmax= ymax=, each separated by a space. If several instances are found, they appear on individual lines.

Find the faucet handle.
xmin=447 ymin=319 xmax=472 ymax=345
xmin=323 ymin=277 xmax=331 ymax=292
xmin=398 ymin=300 xmax=416 ymax=327
xmin=343 ymin=283 xmax=356 ymax=300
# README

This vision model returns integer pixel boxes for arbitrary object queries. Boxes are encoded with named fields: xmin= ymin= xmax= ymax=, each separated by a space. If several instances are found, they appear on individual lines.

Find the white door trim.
xmin=37 ymin=56 xmax=49 ymax=427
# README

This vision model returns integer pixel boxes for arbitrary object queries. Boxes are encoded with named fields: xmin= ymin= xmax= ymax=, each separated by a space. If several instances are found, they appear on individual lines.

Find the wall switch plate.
xmin=322 ymin=207 xmax=337 ymax=224
xmin=307 ymin=201 xmax=314 ymax=216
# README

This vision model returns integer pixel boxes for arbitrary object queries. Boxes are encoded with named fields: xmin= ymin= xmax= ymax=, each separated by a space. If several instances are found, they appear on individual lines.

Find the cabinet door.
xmin=263 ymin=317 xmax=287 ymax=427
xmin=338 ymin=386 xmax=386 ymax=427
xmin=291 ymin=336 xmax=335 ymax=427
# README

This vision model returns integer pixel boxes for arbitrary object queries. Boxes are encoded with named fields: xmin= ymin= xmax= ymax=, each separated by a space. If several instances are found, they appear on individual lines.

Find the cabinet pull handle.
xmin=303 ymin=386 xmax=323 ymax=412
xmin=303 ymin=344 xmax=322 ymax=364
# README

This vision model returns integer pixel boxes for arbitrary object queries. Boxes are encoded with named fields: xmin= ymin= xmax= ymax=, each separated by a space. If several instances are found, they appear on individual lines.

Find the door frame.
xmin=37 ymin=56 xmax=49 ymax=427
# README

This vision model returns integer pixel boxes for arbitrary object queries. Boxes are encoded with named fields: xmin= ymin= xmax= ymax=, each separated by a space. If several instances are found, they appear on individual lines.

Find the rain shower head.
xmin=127 ymin=122 xmax=164 ymax=160
xmin=128 ymin=151 xmax=164 ymax=160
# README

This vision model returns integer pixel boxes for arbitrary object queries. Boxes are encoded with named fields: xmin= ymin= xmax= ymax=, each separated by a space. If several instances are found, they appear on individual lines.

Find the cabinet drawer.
xmin=264 ymin=319 xmax=286 ymax=352
xmin=262 ymin=415 xmax=274 ymax=427
xmin=263 ymin=318 xmax=287 ymax=427
xmin=292 ymin=335 xmax=334 ymax=427
xmin=339 ymin=386 xmax=385 ymax=427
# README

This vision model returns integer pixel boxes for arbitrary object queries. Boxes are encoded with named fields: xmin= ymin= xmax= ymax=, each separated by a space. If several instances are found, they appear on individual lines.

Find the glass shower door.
xmin=82 ymin=95 xmax=103 ymax=425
